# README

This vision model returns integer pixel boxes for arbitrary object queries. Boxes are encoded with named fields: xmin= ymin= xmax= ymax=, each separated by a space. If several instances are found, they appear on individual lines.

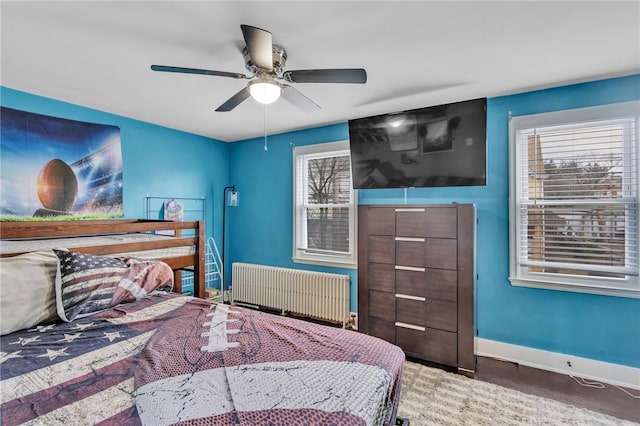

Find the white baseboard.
xmin=475 ymin=338 xmax=640 ymax=391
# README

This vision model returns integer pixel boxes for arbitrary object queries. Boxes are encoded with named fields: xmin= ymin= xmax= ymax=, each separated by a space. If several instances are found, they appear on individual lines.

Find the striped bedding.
xmin=0 ymin=293 xmax=404 ymax=425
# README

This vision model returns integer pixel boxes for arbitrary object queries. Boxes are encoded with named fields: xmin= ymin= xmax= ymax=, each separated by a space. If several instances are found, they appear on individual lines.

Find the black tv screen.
xmin=348 ymin=98 xmax=486 ymax=189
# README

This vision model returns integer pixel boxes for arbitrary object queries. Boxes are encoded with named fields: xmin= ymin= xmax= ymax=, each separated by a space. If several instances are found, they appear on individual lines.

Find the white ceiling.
xmin=2 ymin=1 xmax=639 ymax=142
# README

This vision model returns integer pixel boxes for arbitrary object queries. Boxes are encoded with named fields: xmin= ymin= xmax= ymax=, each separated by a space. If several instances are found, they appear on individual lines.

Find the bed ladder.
xmin=205 ymin=237 xmax=224 ymax=301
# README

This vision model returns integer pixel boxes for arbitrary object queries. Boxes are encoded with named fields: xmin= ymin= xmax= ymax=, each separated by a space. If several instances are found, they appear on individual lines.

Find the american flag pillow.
xmin=53 ymin=249 xmax=173 ymax=322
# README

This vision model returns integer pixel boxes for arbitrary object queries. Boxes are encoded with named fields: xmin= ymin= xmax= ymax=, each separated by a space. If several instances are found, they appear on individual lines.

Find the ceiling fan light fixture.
xmin=151 ymin=25 xmax=367 ymax=112
xmin=249 ymin=77 xmax=282 ymax=104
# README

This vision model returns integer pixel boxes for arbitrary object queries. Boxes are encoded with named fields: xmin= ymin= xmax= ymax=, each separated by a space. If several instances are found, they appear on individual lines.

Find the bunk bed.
xmin=0 ymin=219 xmax=206 ymax=297
xmin=0 ymin=219 xmax=405 ymax=425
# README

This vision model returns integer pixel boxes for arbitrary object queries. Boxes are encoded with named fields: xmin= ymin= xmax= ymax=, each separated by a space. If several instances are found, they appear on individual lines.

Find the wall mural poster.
xmin=0 ymin=107 xmax=124 ymax=220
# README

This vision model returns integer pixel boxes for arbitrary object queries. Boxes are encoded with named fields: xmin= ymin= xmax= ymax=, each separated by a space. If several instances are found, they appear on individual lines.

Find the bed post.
xmin=194 ymin=220 xmax=206 ymax=298
xmin=173 ymin=272 xmax=183 ymax=294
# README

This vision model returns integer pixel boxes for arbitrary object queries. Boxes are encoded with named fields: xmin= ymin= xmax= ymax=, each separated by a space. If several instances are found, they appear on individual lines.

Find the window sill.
xmin=509 ymin=276 xmax=640 ymax=299
xmin=293 ymin=255 xmax=357 ymax=270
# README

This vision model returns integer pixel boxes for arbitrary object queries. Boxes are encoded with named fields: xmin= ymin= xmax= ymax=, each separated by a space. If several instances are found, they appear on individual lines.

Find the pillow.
xmin=53 ymin=249 xmax=174 ymax=322
xmin=0 ymin=250 xmax=60 ymax=335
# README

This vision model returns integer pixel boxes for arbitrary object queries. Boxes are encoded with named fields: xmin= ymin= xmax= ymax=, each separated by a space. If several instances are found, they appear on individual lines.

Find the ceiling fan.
xmin=151 ymin=24 xmax=367 ymax=112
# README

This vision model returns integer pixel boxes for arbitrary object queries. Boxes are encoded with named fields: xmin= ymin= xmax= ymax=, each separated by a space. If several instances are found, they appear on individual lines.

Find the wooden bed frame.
xmin=0 ymin=219 xmax=206 ymax=298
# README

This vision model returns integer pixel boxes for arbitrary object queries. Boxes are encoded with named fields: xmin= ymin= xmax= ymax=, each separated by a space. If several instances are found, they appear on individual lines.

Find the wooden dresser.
xmin=357 ymin=203 xmax=475 ymax=376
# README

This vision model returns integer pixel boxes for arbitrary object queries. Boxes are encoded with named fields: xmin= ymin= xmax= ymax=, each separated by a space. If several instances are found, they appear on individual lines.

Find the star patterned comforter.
xmin=1 ymin=293 xmax=404 ymax=425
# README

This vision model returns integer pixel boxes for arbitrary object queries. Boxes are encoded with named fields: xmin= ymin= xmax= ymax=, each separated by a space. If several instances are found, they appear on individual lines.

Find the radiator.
xmin=231 ymin=262 xmax=351 ymax=326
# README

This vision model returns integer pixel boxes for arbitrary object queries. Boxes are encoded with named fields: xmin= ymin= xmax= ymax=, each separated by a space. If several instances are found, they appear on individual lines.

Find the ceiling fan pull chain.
xmin=263 ymin=103 xmax=268 ymax=151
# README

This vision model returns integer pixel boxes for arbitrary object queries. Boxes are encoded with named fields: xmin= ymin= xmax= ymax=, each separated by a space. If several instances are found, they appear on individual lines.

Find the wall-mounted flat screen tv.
xmin=348 ymin=97 xmax=486 ymax=189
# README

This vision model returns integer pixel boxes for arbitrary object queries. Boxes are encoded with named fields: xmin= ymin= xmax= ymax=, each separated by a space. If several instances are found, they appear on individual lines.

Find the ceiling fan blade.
xmin=151 ymin=65 xmax=247 ymax=79
xmin=240 ymin=24 xmax=273 ymax=71
xmin=281 ymin=85 xmax=321 ymax=112
xmin=283 ymin=69 xmax=367 ymax=84
xmin=215 ymin=87 xmax=251 ymax=112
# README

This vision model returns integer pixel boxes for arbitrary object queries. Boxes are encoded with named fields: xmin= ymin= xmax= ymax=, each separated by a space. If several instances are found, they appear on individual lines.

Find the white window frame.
xmin=293 ymin=140 xmax=357 ymax=269
xmin=508 ymin=101 xmax=640 ymax=298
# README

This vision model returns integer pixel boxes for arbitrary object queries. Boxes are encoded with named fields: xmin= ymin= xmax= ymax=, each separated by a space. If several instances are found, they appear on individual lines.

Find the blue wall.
xmin=4 ymin=75 xmax=639 ymax=369
xmin=229 ymin=75 xmax=640 ymax=369
xmin=227 ymin=124 xmax=357 ymax=299
xmin=1 ymin=86 xmax=232 ymax=293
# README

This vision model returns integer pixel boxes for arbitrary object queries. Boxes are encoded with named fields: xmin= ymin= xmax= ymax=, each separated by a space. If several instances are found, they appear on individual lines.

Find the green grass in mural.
xmin=0 ymin=212 xmax=124 ymax=222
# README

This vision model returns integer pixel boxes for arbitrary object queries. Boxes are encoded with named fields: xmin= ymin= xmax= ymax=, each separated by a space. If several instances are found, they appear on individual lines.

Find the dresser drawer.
xmin=425 ymin=238 xmax=457 ymax=270
xmin=396 ymin=296 xmax=426 ymax=327
xmin=396 ymin=238 xmax=426 ymax=267
xmin=394 ymin=296 xmax=457 ymax=332
xmin=394 ymin=324 xmax=425 ymax=356
xmin=395 ymin=207 xmax=458 ymax=238
xmin=368 ymin=208 xmax=396 ymax=235
xmin=368 ymin=263 xmax=395 ymax=292
xmin=396 ymin=267 xmax=426 ymax=296
xmin=369 ymin=317 xmax=395 ymax=343
xmin=368 ymin=236 xmax=395 ymax=264
xmin=395 ymin=208 xmax=427 ymax=236
xmin=395 ymin=325 xmax=458 ymax=367
xmin=425 ymin=268 xmax=457 ymax=302
xmin=423 ymin=207 xmax=457 ymax=238
xmin=426 ymin=299 xmax=457 ymax=332
xmin=369 ymin=290 xmax=395 ymax=322
xmin=423 ymin=328 xmax=458 ymax=366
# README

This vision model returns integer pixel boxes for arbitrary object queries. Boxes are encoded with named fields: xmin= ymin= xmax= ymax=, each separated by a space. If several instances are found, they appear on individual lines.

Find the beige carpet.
xmin=397 ymin=361 xmax=638 ymax=426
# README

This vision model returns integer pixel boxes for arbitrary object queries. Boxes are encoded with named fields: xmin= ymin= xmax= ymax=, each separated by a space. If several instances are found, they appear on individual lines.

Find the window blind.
xmin=303 ymin=154 xmax=352 ymax=255
xmin=516 ymin=118 xmax=638 ymax=278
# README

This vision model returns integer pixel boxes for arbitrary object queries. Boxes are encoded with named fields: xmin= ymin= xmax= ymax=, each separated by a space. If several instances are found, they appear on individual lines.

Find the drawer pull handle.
xmin=395 ymin=237 xmax=425 ymax=242
xmin=395 ymin=293 xmax=426 ymax=302
xmin=395 ymin=322 xmax=426 ymax=332
xmin=395 ymin=265 xmax=426 ymax=272
xmin=395 ymin=208 xmax=426 ymax=212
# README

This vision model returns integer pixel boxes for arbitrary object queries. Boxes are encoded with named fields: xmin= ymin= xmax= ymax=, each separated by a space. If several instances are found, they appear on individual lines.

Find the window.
xmin=509 ymin=101 xmax=639 ymax=298
xmin=293 ymin=140 xmax=357 ymax=268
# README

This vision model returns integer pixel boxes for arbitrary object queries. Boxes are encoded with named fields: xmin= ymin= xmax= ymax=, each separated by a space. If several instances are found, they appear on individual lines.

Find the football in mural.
xmin=36 ymin=158 xmax=78 ymax=212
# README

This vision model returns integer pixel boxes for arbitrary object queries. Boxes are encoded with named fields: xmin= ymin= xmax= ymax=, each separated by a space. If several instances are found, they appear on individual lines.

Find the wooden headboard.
xmin=0 ymin=219 xmax=206 ymax=298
